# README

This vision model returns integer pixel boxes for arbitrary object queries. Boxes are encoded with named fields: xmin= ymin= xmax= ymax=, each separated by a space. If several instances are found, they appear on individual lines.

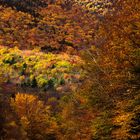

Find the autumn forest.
xmin=0 ymin=0 xmax=140 ymax=139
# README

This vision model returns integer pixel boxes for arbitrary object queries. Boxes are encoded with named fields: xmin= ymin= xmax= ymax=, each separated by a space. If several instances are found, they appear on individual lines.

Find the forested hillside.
xmin=0 ymin=0 xmax=140 ymax=139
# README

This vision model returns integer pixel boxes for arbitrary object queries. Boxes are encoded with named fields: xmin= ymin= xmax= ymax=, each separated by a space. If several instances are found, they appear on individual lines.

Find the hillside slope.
xmin=0 ymin=0 xmax=140 ymax=140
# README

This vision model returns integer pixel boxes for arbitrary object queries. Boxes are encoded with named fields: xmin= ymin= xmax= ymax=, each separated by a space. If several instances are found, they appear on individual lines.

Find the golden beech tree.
xmin=10 ymin=93 xmax=58 ymax=140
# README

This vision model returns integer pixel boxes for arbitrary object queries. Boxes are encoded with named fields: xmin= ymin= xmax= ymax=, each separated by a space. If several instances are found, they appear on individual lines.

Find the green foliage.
xmin=29 ymin=75 xmax=37 ymax=88
xmin=36 ymin=75 xmax=48 ymax=88
xmin=0 ymin=47 xmax=81 ymax=90
xmin=3 ymin=53 xmax=22 ymax=65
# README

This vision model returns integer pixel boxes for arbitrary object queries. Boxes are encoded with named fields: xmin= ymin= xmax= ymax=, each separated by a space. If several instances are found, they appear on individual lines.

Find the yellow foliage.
xmin=10 ymin=93 xmax=58 ymax=139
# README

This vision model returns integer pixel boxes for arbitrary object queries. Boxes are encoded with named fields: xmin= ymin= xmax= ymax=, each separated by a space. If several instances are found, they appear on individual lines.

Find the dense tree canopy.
xmin=0 ymin=0 xmax=140 ymax=140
